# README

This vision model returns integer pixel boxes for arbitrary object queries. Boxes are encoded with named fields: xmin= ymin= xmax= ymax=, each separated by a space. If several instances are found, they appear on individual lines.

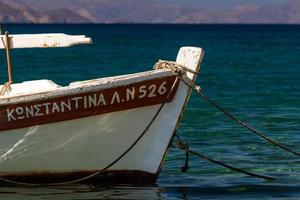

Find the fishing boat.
xmin=0 ymin=32 xmax=204 ymax=185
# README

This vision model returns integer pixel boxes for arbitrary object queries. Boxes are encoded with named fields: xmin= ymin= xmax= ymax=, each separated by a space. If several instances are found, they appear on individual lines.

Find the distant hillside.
xmin=0 ymin=0 xmax=300 ymax=24
xmin=0 ymin=1 xmax=90 ymax=23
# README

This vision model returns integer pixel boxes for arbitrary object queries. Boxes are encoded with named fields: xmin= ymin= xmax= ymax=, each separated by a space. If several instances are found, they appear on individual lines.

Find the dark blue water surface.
xmin=0 ymin=24 xmax=300 ymax=199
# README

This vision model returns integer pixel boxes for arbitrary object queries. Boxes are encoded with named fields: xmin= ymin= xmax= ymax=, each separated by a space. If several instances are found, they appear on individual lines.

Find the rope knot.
xmin=154 ymin=60 xmax=186 ymax=76
xmin=176 ymin=140 xmax=189 ymax=151
xmin=154 ymin=60 xmax=199 ymax=76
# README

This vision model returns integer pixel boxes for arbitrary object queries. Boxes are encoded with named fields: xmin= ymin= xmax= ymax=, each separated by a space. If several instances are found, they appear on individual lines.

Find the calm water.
xmin=0 ymin=24 xmax=300 ymax=199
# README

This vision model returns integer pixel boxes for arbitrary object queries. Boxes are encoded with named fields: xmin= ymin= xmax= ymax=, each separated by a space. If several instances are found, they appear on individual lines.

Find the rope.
xmin=196 ymin=90 xmax=300 ymax=157
xmin=0 ymin=76 xmax=180 ymax=186
xmin=154 ymin=59 xmax=200 ymax=75
xmin=172 ymin=134 xmax=276 ymax=180
xmin=155 ymin=60 xmax=300 ymax=157
xmin=0 ymin=81 xmax=11 ymax=96
xmin=1 ymin=58 xmax=290 ymax=185
xmin=173 ymin=133 xmax=190 ymax=172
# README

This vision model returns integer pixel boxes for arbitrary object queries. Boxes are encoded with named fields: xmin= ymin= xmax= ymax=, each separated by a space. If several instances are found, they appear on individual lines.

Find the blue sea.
xmin=0 ymin=24 xmax=300 ymax=199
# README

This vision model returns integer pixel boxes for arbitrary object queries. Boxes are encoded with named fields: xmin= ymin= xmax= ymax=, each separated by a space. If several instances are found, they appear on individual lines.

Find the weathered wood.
xmin=0 ymin=33 xmax=92 ymax=49
xmin=5 ymin=32 xmax=13 ymax=83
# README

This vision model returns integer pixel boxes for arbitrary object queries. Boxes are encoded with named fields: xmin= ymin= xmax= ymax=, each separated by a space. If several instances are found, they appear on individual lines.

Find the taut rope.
xmin=154 ymin=60 xmax=280 ymax=180
xmin=154 ymin=60 xmax=300 ymax=157
xmin=0 ymin=59 xmax=288 ymax=185
xmin=172 ymin=134 xmax=275 ymax=180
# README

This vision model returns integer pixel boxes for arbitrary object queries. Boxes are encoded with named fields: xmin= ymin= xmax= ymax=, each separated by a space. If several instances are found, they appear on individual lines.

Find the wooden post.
xmin=5 ymin=31 xmax=13 ymax=83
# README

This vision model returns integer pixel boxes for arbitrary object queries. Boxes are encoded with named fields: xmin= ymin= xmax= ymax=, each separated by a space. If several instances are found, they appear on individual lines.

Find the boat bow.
xmin=0 ymin=46 xmax=204 ymax=185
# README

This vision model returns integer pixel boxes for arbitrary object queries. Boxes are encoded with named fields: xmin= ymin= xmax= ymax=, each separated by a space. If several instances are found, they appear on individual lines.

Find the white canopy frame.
xmin=0 ymin=26 xmax=92 ymax=95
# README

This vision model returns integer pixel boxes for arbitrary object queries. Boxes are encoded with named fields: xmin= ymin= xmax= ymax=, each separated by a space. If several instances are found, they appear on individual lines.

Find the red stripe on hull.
xmin=0 ymin=76 xmax=178 ymax=131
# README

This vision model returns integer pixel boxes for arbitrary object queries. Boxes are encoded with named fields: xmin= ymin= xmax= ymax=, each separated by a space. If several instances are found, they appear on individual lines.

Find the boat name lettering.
xmin=6 ymin=80 xmax=169 ymax=122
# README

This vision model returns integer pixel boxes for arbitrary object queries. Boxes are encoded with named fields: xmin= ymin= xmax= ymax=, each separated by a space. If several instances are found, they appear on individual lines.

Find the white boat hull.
xmin=0 ymin=47 xmax=204 ymax=184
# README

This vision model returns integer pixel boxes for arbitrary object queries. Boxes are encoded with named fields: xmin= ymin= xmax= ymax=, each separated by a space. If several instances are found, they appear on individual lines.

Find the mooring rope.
xmin=0 ymin=76 xmax=181 ymax=186
xmin=154 ymin=59 xmax=200 ymax=75
xmin=195 ymin=89 xmax=300 ymax=157
xmin=0 ymin=58 xmax=292 ymax=186
xmin=172 ymin=134 xmax=276 ymax=180
xmin=154 ymin=60 xmax=300 ymax=157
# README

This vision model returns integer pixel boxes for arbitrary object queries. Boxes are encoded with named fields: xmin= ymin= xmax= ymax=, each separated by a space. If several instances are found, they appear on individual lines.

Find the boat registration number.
xmin=0 ymin=76 xmax=179 ymax=131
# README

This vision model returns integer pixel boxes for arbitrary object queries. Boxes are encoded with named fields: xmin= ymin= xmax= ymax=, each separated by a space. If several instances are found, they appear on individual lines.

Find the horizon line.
xmin=1 ymin=23 xmax=300 ymax=26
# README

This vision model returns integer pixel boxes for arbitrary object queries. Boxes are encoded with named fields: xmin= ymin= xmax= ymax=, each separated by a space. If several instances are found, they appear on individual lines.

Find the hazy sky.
xmin=160 ymin=0 xmax=286 ymax=8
